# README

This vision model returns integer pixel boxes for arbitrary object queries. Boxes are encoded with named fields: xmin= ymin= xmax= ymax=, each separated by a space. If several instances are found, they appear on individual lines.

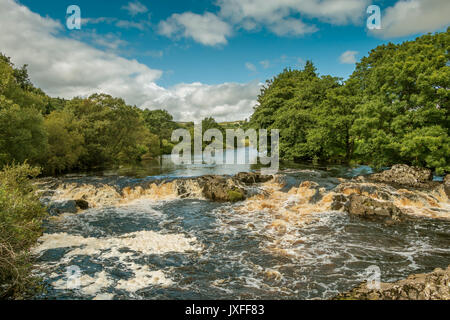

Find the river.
xmin=33 ymin=148 xmax=450 ymax=300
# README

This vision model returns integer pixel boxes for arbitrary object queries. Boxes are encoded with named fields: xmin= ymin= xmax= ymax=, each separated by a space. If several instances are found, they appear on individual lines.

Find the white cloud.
xmin=245 ymin=62 xmax=257 ymax=72
xmin=268 ymin=17 xmax=318 ymax=36
xmin=156 ymin=0 xmax=371 ymax=45
xmin=142 ymin=81 xmax=261 ymax=121
xmin=158 ymin=12 xmax=232 ymax=46
xmin=122 ymin=1 xmax=148 ymax=17
xmin=370 ymin=0 xmax=450 ymax=38
xmin=0 ymin=0 xmax=258 ymax=122
xmin=218 ymin=0 xmax=370 ymax=33
xmin=339 ymin=50 xmax=359 ymax=64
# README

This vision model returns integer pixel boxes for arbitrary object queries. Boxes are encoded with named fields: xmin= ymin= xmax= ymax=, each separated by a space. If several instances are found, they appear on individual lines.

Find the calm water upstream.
xmin=34 ymin=148 xmax=450 ymax=300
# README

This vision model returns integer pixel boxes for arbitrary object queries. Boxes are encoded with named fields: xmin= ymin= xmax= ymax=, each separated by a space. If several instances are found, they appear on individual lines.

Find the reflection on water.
xmin=96 ymin=147 xmax=260 ymax=178
xmin=66 ymin=147 xmax=375 ymax=180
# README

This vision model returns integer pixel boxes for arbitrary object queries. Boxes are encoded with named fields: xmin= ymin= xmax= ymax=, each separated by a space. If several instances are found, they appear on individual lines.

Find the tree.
xmin=350 ymin=29 xmax=449 ymax=173
xmin=66 ymin=94 xmax=154 ymax=168
xmin=142 ymin=110 xmax=177 ymax=144
xmin=249 ymin=62 xmax=342 ymax=162
xmin=0 ymin=103 xmax=47 ymax=167
xmin=0 ymin=54 xmax=49 ymax=115
xmin=44 ymin=110 xmax=85 ymax=174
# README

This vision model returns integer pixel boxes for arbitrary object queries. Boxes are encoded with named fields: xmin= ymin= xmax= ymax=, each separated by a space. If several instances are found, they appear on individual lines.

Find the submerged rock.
xmin=368 ymin=164 xmax=433 ymax=188
xmin=335 ymin=266 xmax=450 ymax=300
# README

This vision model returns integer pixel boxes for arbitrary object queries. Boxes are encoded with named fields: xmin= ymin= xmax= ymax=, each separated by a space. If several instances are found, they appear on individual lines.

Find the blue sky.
xmin=19 ymin=0 xmax=409 ymax=86
xmin=1 ymin=0 xmax=449 ymax=121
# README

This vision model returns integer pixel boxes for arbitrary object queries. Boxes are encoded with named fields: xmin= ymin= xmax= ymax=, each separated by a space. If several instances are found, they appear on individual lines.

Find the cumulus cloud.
xmin=218 ymin=0 xmax=370 ymax=32
xmin=122 ymin=1 xmax=148 ymax=17
xmin=158 ymin=12 xmax=232 ymax=46
xmin=370 ymin=0 xmax=450 ymax=38
xmin=142 ymin=81 xmax=261 ymax=121
xmin=268 ymin=17 xmax=318 ymax=36
xmin=156 ymin=0 xmax=370 ymax=46
xmin=339 ymin=50 xmax=359 ymax=64
xmin=0 ymin=0 xmax=259 ymax=122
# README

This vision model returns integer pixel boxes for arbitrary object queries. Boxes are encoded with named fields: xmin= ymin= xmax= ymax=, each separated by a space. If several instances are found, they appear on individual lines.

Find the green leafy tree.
xmin=142 ymin=109 xmax=179 ymax=154
xmin=350 ymin=29 xmax=449 ymax=173
xmin=0 ymin=103 xmax=47 ymax=167
xmin=66 ymin=94 xmax=154 ymax=168
xmin=0 ymin=54 xmax=49 ymax=115
xmin=250 ymin=62 xmax=342 ymax=162
xmin=44 ymin=110 xmax=85 ymax=174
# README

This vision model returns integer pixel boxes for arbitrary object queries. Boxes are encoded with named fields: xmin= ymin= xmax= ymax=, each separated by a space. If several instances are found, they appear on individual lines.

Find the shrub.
xmin=0 ymin=163 xmax=47 ymax=299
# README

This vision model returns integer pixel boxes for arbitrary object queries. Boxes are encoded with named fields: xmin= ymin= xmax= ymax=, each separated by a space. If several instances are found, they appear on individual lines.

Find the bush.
xmin=0 ymin=163 xmax=47 ymax=299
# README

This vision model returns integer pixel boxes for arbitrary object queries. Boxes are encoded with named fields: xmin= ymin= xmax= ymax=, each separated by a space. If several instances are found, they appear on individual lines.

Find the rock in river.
xmin=335 ymin=266 xmax=450 ymax=300
xmin=47 ymin=199 xmax=90 ymax=216
xmin=345 ymin=194 xmax=403 ymax=222
xmin=368 ymin=164 xmax=433 ymax=188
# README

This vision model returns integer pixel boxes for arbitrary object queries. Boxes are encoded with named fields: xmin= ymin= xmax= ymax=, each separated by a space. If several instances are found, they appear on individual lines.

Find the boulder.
xmin=330 ymin=194 xmax=348 ymax=211
xmin=47 ymin=199 xmax=90 ymax=216
xmin=368 ymin=164 xmax=432 ymax=188
xmin=174 ymin=175 xmax=246 ymax=202
xmin=75 ymin=199 xmax=90 ymax=210
xmin=173 ymin=173 xmax=272 ymax=203
xmin=335 ymin=265 xmax=450 ymax=300
xmin=345 ymin=194 xmax=403 ymax=222
xmin=199 ymin=175 xmax=246 ymax=202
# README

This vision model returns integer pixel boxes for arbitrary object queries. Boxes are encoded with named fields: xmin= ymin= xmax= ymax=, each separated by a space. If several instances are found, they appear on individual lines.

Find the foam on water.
xmin=34 ymin=170 xmax=450 ymax=300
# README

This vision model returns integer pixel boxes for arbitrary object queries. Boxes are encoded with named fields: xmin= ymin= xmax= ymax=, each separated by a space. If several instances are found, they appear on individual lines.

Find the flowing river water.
xmin=33 ymin=149 xmax=450 ymax=300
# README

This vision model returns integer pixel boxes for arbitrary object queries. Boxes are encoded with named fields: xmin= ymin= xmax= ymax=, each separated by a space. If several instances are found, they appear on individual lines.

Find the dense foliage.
xmin=0 ymin=53 xmax=178 ymax=174
xmin=0 ymin=164 xmax=47 ymax=299
xmin=250 ymin=29 xmax=449 ymax=174
xmin=142 ymin=109 xmax=179 ymax=155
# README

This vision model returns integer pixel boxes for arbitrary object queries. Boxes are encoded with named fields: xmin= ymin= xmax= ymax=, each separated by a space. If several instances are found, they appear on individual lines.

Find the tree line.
xmin=249 ymin=29 xmax=449 ymax=175
xmin=0 ymin=54 xmax=188 ymax=175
